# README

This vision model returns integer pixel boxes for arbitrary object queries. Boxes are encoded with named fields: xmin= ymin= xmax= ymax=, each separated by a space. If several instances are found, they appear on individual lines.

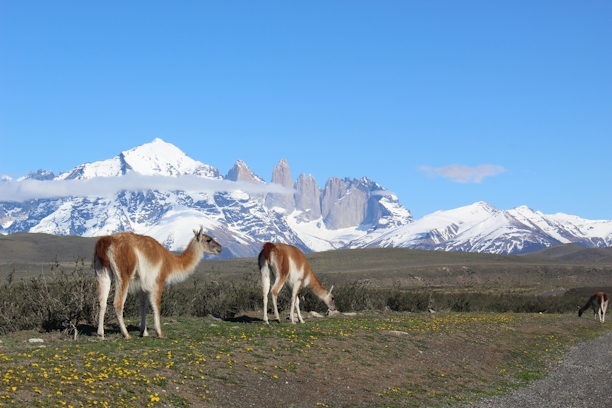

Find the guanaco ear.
xmin=193 ymin=226 xmax=204 ymax=240
xmin=328 ymin=285 xmax=334 ymax=295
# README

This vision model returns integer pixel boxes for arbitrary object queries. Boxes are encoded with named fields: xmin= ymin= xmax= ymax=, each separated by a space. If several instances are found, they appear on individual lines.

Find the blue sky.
xmin=1 ymin=1 xmax=610 ymax=220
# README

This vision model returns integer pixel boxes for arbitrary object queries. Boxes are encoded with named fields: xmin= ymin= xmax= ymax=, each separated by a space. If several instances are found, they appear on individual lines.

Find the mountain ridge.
xmin=1 ymin=139 xmax=611 ymax=257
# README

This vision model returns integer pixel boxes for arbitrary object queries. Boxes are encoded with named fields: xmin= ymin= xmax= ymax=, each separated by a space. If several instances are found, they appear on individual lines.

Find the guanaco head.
xmin=325 ymin=285 xmax=337 ymax=312
xmin=193 ymin=226 xmax=222 ymax=255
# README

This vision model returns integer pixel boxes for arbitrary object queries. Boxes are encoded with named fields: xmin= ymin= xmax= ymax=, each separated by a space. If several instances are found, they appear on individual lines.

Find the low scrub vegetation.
xmin=0 ymin=259 xmax=599 ymax=336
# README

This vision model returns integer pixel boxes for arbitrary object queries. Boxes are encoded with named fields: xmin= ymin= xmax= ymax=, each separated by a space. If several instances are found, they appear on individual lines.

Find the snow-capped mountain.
xmin=0 ymin=139 xmax=411 ymax=258
xmin=56 ymin=138 xmax=220 ymax=180
xmin=1 ymin=139 xmax=611 ymax=257
xmin=352 ymin=201 xmax=612 ymax=254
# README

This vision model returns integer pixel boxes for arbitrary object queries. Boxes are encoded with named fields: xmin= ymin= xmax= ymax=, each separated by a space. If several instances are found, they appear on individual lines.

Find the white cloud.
xmin=0 ymin=173 xmax=295 ymax=202
xmin=370 ymin=189 xmax=396 ymax=197
xmin=418 ymin=164 xmax=505 ymax=184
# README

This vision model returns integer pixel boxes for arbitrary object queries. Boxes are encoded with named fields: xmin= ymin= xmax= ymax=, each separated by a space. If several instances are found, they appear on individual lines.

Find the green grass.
xmin=0 ymin=312 xmax=609 ymax=407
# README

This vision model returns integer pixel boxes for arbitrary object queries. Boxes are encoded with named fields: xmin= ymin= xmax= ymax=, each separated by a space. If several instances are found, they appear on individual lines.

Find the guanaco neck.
xmin=172 ymin=238 xmax=204 ymax=275
xmin=308 ymin=271 xmax=331 ymax=303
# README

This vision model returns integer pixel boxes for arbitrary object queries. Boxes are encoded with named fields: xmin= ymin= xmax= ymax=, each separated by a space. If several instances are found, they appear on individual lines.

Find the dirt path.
xmin=472 ymin=331 xmax=612 ymax=407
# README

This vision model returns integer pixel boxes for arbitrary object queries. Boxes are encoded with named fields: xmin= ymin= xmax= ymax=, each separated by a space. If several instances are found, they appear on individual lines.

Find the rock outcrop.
xmin=321 ymin=177 xmax=370 ymax=229
xmin=294 ymin=173 xmax=322 ymax=222
xmin=225 ymin=160 xmax=265 ymax=184
xmin=264 ymin=159 xmax=295 ymax=212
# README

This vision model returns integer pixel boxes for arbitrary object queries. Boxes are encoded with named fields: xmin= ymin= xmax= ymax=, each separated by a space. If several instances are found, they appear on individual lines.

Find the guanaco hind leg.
xmin=138 ymin=291 xmax=149 ymax=337
xmin=290 ymin=284 xmax=305 ymax=324
xmin=261 ymin=266 xmax=271 ymax=323
xmin=150 ymin=285 xmax=166 ymax=339
xmin=270 ymin=276 xmax=287 ymax=323
xmin=95 ymin=269 xmax=112 ymax=339
xmin=113 ymin=277 xmax=131 ymax=339
xmin=599 ymin=299 xmax=608 ymax=323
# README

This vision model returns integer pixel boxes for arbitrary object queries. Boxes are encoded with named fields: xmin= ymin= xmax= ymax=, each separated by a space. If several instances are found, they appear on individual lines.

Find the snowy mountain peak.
xmin=120 ymin=138 xmax=215 ymax=177
xmin=472 ymin=201 xmax=498 ymax=212
xmin=56 ymin=139 xmax=221 ymax=180
xmin=427 ymin=201 xmax=498 ymax=222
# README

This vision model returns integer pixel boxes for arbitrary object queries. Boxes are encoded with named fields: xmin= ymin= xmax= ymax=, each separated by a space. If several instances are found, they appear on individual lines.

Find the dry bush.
xmin=372 ymin=289 xmax=584 ymax=314
xmin=0 ymin=259 xmax=597 ymax=336
xmin=0 ymin=258 xmax=96 ymax=335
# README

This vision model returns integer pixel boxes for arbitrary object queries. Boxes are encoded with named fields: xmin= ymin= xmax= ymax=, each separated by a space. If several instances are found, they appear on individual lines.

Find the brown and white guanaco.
xmin=94 ymin=227 xmax=221 ymax=339
xmin=258 ymin=242 xmax=336 ymax=324
xmin=578 ymin=291 xmax=609 ymax=323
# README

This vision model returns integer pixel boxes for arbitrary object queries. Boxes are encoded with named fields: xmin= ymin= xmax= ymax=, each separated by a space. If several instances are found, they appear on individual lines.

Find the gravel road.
xmin=472 ymin=331 xmax=612 ymax=407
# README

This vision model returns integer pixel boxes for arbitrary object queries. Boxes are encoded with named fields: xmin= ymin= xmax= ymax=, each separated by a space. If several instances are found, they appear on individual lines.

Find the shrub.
xmin=0 ymin=259 xmax=96 ymax=335
xmin=0 ymin=262 xmax=596 ymax=336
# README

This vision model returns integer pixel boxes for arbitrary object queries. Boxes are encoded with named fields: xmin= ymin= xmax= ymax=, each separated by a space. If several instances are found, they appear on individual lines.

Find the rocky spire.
xmin=264 ymin=159 xmax=295 ymax=212
xmin=294 ymin=173 xmax=321 ymax=222
xmin=321 ymin=177 xmax=369 ymax=229
xmin=225 ymin=160 xmax=265 ymax=184
xmin=270 ymin=159 xmax=292 ymax=187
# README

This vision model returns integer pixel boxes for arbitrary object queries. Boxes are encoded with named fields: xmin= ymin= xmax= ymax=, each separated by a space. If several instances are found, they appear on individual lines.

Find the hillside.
xmin=193 ymin=246 xmax=612 ymax=291
xmin=4 ymin=233 xmax=611 ymax=293
xmin=528 ymin=243 xmax=612 ymax=263
xmin=0 ymin=232 xmax=97 ymax=262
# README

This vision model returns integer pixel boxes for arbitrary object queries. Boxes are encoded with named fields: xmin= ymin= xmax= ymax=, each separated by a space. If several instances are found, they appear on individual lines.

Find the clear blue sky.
xmin=1 ymin=1 xmax=611 ymax=220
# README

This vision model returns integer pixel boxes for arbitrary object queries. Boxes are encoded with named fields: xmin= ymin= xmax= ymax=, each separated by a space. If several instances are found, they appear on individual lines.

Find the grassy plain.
xmin=0 ymin=311 xmax=609 ymax=408
xmin=2 ymin=234 xmax=612 ymax=407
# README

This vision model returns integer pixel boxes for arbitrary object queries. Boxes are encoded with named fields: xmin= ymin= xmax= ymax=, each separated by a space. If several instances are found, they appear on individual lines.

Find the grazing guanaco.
xmin=258 ymin=242 xmax=336 ymax=324
xmin=578 ymin=291 xmax=609 ymax=323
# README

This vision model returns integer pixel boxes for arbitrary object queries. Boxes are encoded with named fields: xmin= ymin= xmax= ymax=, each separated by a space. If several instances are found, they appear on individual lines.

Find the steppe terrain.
xmin=1 ymin=233 xmax=612 ymax=407
xmin=3 ymin=232 xmax=612 ymax=291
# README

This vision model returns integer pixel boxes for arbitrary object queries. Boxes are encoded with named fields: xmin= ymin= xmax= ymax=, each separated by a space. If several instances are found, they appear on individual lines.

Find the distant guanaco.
xmin=578 ymin=291 xmax=609 ymax=323
xmin=94 ymin=227 xmax=222 ymax=339
xmin=258 ymin=242 xmax=336 ymax=324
